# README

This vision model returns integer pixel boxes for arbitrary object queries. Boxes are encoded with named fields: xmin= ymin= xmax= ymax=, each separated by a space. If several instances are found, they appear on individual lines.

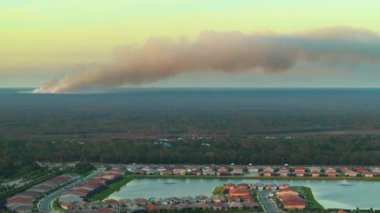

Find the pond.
xmin=108 ymin=178 xmax=380 ymax=209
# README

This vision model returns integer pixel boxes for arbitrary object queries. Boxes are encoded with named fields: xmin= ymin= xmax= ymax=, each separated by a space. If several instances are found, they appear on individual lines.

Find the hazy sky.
xmin=1 ymin=0 xmax=380 ymax=89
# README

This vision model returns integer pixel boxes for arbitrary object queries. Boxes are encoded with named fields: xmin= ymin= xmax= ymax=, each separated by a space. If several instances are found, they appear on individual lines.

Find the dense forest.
xmin=1 ymin=88 xmax=380 ymax=176
xmin=1 ymin=135 xmax=380 ymax=168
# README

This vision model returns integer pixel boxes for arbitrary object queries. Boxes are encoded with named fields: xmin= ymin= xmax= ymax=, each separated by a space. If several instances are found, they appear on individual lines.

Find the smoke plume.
xmin=34 ymin=27 xmax=380 ymax=93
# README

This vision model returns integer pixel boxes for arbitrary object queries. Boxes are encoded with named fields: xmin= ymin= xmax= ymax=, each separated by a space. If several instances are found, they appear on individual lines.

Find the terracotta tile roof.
xmin=7 ymin=196 xmax=33 ymax=204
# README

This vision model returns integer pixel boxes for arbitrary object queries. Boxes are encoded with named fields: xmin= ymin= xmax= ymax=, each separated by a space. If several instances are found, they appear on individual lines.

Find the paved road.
xmin=258 ymin=191 xmax=281 ymax=213
xmin=37 ymin=168 xmax=105 ymax=213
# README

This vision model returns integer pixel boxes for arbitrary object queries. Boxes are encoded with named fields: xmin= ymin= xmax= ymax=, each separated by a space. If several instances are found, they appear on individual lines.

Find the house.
xmin=224 ymin=183 xmax=235 ymax=190
xmin=186 ymin=167 xmax=201 ymax=176
xmin=262 ymin=167 xmax=274 ymax=176
xmin=276 ymin=190 xmax=306 ymax=210
xmin=344 ymin=170 xmax=358 ymax=177
xmin=278 ymin=184 xmax=289 ymax=190
xmin=230 ymin=166 xmax=244 ymax=176
xmin=247 ymin=164 xmax=259 ymax=176
xmin=212 ymin=195 xmax=225 ymax=203
xmin=193 ymin=203 xmax=211 ymax=210
xmin=180 ymin=195 xmax=195 ymax=203
xmin=142 ymin=166 xmax=156 ymax=175
xmin=228 ymin=201 xmax=243 ymax=209
xmin=326 ymin=167 xmax=337 ymax=177
xmin=264 ymin=184 xmax=273 ymax=190
xmin=159 ymin=168 xmax=170 ymax=175
xmin=213 ymin=202 xmax=224 ymax=211
xmin=276 ymin=189 xmax=299 ymax=196
xmin=217 ymin=166 xmax=229 ymax=176
xmin=202 ymin=167 xmax=216 ymax=176
xmin=97 ymin=207 xmax=117 ymax=213
xmin=103 ymin=199 xmax=119 ymax=205
xmin=355 ymin=167 xmax=374 ymax=177
xmin=294 ymin=166 xmax=305 ymax=177
xmin=354 ymin=166 xmax=367 ymax=174
xmin=7 ymin=203 xmax=33 ymax=213
xmin=7 ymin=196 xmax=34 ymax=204
xmin=59 ymin=195 xmax=83 ymax=209
xmin=371 ymin=167 xmax=380 ymax=174
xmin=237 ymin=183 xmax=249 ymax=190
xmin=133 ymin=198 xmax=148 ymax=206
xmin=146 ymin=204 xmax=160 ymax=212
xmin=283 ymin=200 xmax=306 ymax=209
xmin=173 ymin=167 xmax=186 ymax=176
xmin=278 ymin=166 xmax=289 ymax=177
xmin=311 ymin=170 xmax=320 ymax=177
xmin=195 ymin=195 xmax=210 ymax=203
xmin=262 ymin=171 xmax=272 ymax=176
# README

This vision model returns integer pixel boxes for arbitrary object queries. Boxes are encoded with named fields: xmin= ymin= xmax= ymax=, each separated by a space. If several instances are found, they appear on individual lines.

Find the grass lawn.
xmin=52 ymin=199 xmax=65 ymax=212
xmin=295 ymin=186 xmax=325 ymax=212
xmin=80 ymin=169 xmax=96 ymax=178
xmin=212 ymin=185 xmax=224 ymax=195
xmin=87 ymin=175 xmax=133 ymax=201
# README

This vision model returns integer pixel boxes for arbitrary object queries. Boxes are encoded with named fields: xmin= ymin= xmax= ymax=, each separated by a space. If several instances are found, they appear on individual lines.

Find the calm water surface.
xmin=109 ymin=178 xmax=380 ymax=209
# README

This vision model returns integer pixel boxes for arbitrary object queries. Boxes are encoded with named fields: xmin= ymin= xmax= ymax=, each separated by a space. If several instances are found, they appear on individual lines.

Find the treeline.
xmin=1 ymin=135 xmax=380 ymax=176
xmin=2 ymin=90 xmax=380 ymax=140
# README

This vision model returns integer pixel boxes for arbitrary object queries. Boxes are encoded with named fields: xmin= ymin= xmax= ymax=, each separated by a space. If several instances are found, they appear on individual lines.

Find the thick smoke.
xmin=34 ymin=27 xmax=380 ymax=93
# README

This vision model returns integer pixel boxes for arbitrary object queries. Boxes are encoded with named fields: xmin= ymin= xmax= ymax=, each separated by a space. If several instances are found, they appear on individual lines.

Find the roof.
xmin=97 ymin=207 xmax=115 ymax=213
xmin=7 ymin=196 xmax=33 ymax=204
xmin=146 ymin=204 xmax=160 ymax=210
xmin=229 ymin=188 xmax=250 ymax=196
xmin=104 ymin=199 xmax=119 ymax=204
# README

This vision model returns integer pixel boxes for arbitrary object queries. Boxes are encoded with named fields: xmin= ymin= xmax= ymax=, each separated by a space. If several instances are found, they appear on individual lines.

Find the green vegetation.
xmin=73 ymin=162 xmax=96 ymax=177
xmin=2 ymin=135 xmax=380 ymax=175
xmin=87 ymin=175 xmax=133 ymax=201
xmin=212 ymin=185 xmax=224 ymax=195
xmin=296 ymin=186 xmax=325 ymax=212
xmin=52 ymin=199 xmax=65 ymax=212
xmin=2 ymin=90 xmax=380 ymax=177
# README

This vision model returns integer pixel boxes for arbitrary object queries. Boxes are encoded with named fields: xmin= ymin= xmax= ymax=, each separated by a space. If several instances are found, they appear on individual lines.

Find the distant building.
xmin=278 ymin=166 xmax=289 ymax=177
xmin=230 ymin=166 xmax=244 ymax=176
xmin=217 ymin=166 xmax=229 ymax=176
xmin=262 ymin=167 xmax=274 ymax=176
xmin=294 ymin=166 xmax=305 ymax=177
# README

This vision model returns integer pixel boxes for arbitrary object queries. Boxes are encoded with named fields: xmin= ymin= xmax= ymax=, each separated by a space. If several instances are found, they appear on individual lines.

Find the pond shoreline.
xmin=109 ymin=176 xmax=380 ymax=210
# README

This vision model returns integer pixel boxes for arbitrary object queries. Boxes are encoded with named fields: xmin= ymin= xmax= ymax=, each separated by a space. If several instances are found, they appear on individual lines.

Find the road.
xmin=37 ymin=168 xmax=105 ymax=213
xmin=258 ymin=190 xmax=281 ymax=213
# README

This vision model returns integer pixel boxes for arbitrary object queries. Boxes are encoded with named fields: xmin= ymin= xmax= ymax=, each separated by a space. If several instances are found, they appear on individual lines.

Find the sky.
xmin=1 ymin=0 xmax=380 ymax=89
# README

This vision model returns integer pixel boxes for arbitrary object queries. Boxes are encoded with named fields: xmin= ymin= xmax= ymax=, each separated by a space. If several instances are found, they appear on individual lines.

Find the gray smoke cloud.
xmin=34 ymin=27 xmax=380 ymax=93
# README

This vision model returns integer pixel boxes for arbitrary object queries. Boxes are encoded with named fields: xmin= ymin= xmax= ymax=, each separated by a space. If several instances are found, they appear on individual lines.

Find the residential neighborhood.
xmin=2 ymin=163 xmax=380 ymax=212
xmin=62 ymin=182 xmax=309 ymax=212
xmin=6 ymin=174 xmax=78 ymax=212
xmin=59 ymin=167 xmax=125 ymax=210
xmin=125 ymin=164 xmax=380 ymax=178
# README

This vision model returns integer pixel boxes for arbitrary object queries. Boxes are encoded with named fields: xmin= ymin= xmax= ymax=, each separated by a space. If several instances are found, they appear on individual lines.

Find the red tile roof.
xmin=7 ymin=196 xmax=33 ymax=204
xmin=146 ymin=204 xmax=160 ymax=211
xmin=104 ymin=199 xmax=119 ymax=204
xmin=97 ymin=207 xmax=115 ymax=213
